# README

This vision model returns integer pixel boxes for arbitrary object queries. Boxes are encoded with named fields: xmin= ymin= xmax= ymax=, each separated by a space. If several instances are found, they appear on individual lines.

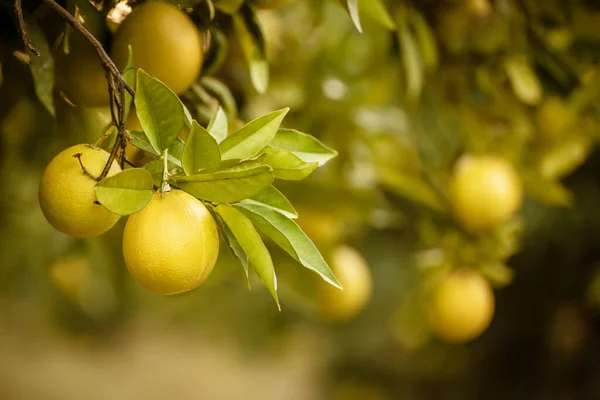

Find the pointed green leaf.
xmin=411 ymin=10 xmax=438 ymax=71
xmin=262 ymin=146 xmax=319 ymax=181
xmin=504 ymin=55 xmax=542 ymax=106
xmin=339 ymin=0 xmax=363 ymax=33
xmin=220 ymin=108 xmax=289 ymax=160
xmin=129 ymin=130 xmax=182 ymax=167
xmin=233 ymin=8 xmax=269 ymax=93
xmin=360 ymin=0 xmax=396 ymax=30
xmin=182 ymin=121 xmax=221 ymax=175
xmin=235 ymin=203 xmax=341 ymax=289
xmin=72 ymin=0 xmax=106 ymax=40
xmin=25 ymin=17 xmax=55 ymax=117
xmin=207 ymin=106 xmax=228 ymax=143
xmin=200 ymin=77 xmax=239 ymax=119
xmin=270 ymin=129 xmax=338 ymax=166
xmin=95 ymin=169 xmax=154 ymax=215
xmin=377 ymin=166 xmax=447 ymax=213
xmin=134 ymin=68 xmax=185 ymax=153
xmin=397 ymin=11 xmax=424 ymax=103
xmin=213 ymin=211 xmax=249 ymax=283
xmin=143 ymin=159 xmax=164 ymax=185
xmin=122 ymin=46 xmax=136 ymax=119
xmin=175 ymin=165 xmax=274 ymax=203
xmin=216 ymin=204 xmax=279 ymax=308
xmin=240 ymin=186 xmax=297 ymax=219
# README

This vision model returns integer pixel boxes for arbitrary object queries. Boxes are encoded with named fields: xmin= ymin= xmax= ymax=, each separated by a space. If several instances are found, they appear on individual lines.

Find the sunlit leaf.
xmin=175 ymin=164 xmax=274 ymax=203
xmin=220 ymin=108 xmax=289 ymax=160
xmin=240 ymin=185 xmax=298 ymax=219
xmin=270 ymin=129 xmax=338 ymax=166
xmin=235 ymin=203 xmax=342 ymax=289
xmin=213 ymin=211 xmax=249 ymax=284
xmin=360 ymin=0 xmax=396 ymax=30
xmin=339 ymin=0 xmax=363 ymax=33
xmin=207 ymin=106 xmax=228 ymax=143
xmin=411 ymin=9 xmax=438 ymax=71
xmin=95 ymin=169 xmax=154 ymax=215
xmin=216 ymin=204 xmax=279 ymax=308
xmin=134 ymin=68 xmax=185 ymax=153
xmin=397 ymin=11 xmax=424 ymax=103
xmin=182 ymin=121 xmax=221 ymax=175
xmin=262 ymin=146 xmax=319 ymax=181
xmin=378 ymin=166 xmax=447 ymax=213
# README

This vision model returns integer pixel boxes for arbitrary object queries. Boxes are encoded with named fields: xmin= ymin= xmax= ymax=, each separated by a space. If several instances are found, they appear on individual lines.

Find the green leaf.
xmin=270 ymin=129 xmax=338 ymax=166
xmin=220 ymin=108 xmax=289 ymax=160
xmin=213 ymin=211 xmax=249 ymax=283
xmin=377 ymin=166 xmax=447 ymax=213
xmin=233 ymin=7 xmax=269 ymax=93
xmin=360 ymin=0 xmax=396 ymax=30
xmin=524 ymin=174 xmax=573 ymax=207
xmin=182 ymin=121 xmax=221 ymax=175
xmin=216 ymin=204 xmax=279 ymax=308
xmin=411 ymin=10 xmax=438 ymax=71
xmin=397 ymin=9 xmax=424 ymax=103
xmin=504 ymin=55 xmax=542 ymax=106
xmin=122 ymin=46 xmax=135 ymax=120
xmin=175 ymin=164 xmax=274 ymax=203
xmin=134 ymin=68 xmax=185 ymax=153
xmin=207 ymin=106 xmax=228 ymax=143
xmin=214 ymin=0 xmax=244 ymax=13
xmin=129 ymin=130 xmax=183 ymax=168
xmin=479 ymin=263 xmax=515 ymax=289
xmin=339 ymin=0 xmax=363 ymax=33
xmin=95 ymin=169 xmax=154 ymax=216
xmin=25 ymin=17 xmax=55 ymax=117
xmin=240 ymin=186 xmax=297 ymax=219
xmin=262 ymin=146 xmax=319 ymax=181
xmin=235 ymin=203 xmax=342 ymax=289
xmin=143 ymin=159 xmax=164 ymax=185
xmin=200 ymin=77 xmax=239 ymax=119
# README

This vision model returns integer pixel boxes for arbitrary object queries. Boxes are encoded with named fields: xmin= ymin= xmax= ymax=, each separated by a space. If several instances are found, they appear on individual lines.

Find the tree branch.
xmin=38 ymin=0 xmax=134 ymax=96
xmin=14 ymin=0 xmax=40 ymax=56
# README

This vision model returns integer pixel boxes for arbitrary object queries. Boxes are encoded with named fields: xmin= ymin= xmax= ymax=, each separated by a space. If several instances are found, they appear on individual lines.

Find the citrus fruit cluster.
xmin=39 ymin=144 xmax=220 ymax=295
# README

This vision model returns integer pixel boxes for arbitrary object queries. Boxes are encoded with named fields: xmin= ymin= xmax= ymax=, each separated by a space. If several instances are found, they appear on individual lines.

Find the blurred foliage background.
xmin=3 ymin=0 xmax=600 ymax=398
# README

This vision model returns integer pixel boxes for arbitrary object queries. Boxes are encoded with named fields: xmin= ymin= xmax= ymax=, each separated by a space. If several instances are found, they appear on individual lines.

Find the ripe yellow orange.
xmin=111 ymin=2 xmax=204 ymax=95
xmin=428 ymin=268 xmax=495 ymax=343
xmin=55 ymin=34 xmax=109 ymax=107
xmin=449 ymin=155 xmax=522 ymax=232
xmin=39 ymin=144 xmax=121 ymax=237
xmin=122 ymin=190 xmax=219 ymax=295
xmin=317 ymin=245 xmax=372 ymax=321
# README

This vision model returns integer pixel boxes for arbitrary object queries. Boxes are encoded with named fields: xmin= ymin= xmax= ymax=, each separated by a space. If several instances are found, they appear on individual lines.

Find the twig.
xmin=73 ymin=153 xmax=100 ymax=181
xmin=14 ymin=0 xmax=40 ymax=56
xmin=38 ymin=0 xmax=134 ymax=97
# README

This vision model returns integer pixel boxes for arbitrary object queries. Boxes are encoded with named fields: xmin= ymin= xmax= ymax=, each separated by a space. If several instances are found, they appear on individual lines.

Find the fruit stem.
xmin=73 ymin=153 xmax=100 ymax=181
xmin=160 ymin=149 xmax=171 ymax=194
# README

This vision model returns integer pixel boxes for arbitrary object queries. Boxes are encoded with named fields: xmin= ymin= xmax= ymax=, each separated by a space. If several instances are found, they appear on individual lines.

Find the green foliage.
xmin=95 ymin=169 xmax=154 ymax=215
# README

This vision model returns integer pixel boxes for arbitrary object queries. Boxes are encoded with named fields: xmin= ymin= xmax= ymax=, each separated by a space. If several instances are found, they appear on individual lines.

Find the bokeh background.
xmin=3 ymin=0 xmax=600 ymax=398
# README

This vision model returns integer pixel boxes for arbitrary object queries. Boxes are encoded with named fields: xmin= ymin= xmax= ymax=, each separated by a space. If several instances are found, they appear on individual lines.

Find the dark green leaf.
xmin=95 ymin=169 xmax=154 ymax=215
xmin=72 ymin=0 xmax=106 ymax=41
xmin=182 ymin=121 xmax=221 ymax=175
xmin=216 ymin=204 xmax=279 ymax=308
xmin=207 ymin=106 xmax=228 ymax=143
xmin=240 ymin=186 xmax=297 ymax=219
xmin=129 ymin=130 xmax=183 ymax=168
xmin=25 ymin=17 xmax=55 ymax=116
xmin=200 ymin=77 xmax=238 ymax=119
xmin=233 ymin=8 xmax=269 ymax=93
xmin=143 ymin=159 xmax=164 ymax=185
xmin=270 ymin=129 xmax=337 ymax=166
xmin=262 ymin=146 xmax=319 ymax=181
xmin=220 ymin=108 xmax=289 ymax=160
xmin=235 ymin=203 xmax=341 ymax=289
xmin=134 ymin=68 xmax=185 ymax=153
